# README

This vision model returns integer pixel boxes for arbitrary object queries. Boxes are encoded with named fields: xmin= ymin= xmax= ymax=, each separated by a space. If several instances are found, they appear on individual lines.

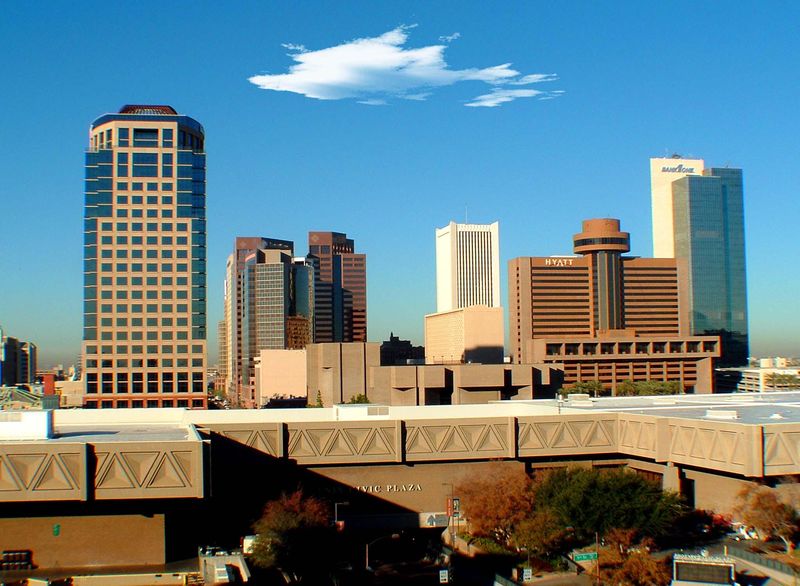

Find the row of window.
xmin=85 ymin=262 xmax=202 ymax=274
xmin=86 ymin=290 xmax=192 ymax=302
xmin=87 ymin=356 xmax=203 ymax=367
xmin=86 ymin=381 xmax=205 ymax=394
xmin=101 ymin=127 xmax=201 ymax=151
xmin=85 ymin=275 xmax=190 ymax=286
xmin=89 ymin=235 xmax=190 ymax=246
xmin=85 ymin=327 xmax=206 ymax=341
xmin=87 ymin=248 xmax=192 ymax=260
xmin=86 ymin=344 xmax=203 ymax=355
xmin=85 ymin=399 xmax=206 ymax=409
xmin=85 ymin=302 xmax=202 ymax=313
xmin=87 ymin=220 xmax=203 ymax=233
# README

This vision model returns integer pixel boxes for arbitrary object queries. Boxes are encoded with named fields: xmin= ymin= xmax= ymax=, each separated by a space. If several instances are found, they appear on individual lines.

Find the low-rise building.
xmin=424 ymin=305 xmax=504 ymax=365
xmin=528 ymin=333 xmax=720 ymax=394
xmin=736 ymin=366 xmax=800 ymax=393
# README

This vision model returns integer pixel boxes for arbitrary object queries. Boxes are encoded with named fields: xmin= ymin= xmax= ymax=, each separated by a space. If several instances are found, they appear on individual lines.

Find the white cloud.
xmin=508 ymin=73 xmax=559 ymax=85
xmin=465 ymin=88 xmax=542 ymax=108
xmin=439 ymin=32 xmax=461 ymax=43
xmin=248 ymin=26 xmax=562 ymax=107
xmin=281 ymin=43 xmax=307 ymax=53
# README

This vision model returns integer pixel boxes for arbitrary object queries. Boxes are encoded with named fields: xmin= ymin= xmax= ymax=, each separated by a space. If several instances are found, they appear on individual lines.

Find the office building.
xmin=424 ymin=306 xmax=504 ymax=365
xmin=308 ymin=231 xmax=367 ymax=343
xmin=253 ymin=348 xmax=307 ymax=406
xmin=651 ymin=157 xmax=749 ymax=366
xmin=82 ymin=105 xmax=207 ymax=409
xmin=510 ymin=219 xmax=690 ymax=357
xmin=0 ymin=328 xmax=36 ymax=387
xmin=240 ymin=250 xmax=314 ymax=400
xmin=650 ymin=156 xmax=705 ymax=258
xmin=305 ymin=342 xmax=379 ymax=406
xmin=222 ymin=236 xmax=293 ymax=401
xmin=1 ymin=329 xmax=20 ymax=386
xmin=7 ymin=392 xmax=800 ymax=573
xmin=19 ymin=342 xmax=37 ymax=385
xmin=223 ymin=238 xmax=314 ymax=407
xmin=509 ymin=218 xmax=720 ymax=393
xmin=435 ymin=221 xmax=500 ymax=312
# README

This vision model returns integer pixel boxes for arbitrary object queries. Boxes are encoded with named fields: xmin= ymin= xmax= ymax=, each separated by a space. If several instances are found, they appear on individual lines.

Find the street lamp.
xmin=365 ymin=533 xmax=400 ymax=571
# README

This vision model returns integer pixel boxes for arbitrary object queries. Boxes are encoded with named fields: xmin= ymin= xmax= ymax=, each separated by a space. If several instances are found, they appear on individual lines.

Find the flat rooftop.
xmin=5 ymin=392 xmax=800 ymax=441
xmin=52 ymin=423 xmax=193 ymax=443
xmin=543 ymin=391 xmax=800 ymax=425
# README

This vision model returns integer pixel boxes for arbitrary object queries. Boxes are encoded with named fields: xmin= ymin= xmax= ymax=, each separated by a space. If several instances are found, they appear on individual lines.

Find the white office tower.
xmin=435 ymin=221 xmax=500 ymax=312
xmin=650 ymin=156 xmax=704 ymax=257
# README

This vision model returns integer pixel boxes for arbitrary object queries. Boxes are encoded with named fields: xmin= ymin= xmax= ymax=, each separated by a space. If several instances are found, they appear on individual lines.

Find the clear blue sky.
xmin=1 ymin=1 xmax=798 ymax=367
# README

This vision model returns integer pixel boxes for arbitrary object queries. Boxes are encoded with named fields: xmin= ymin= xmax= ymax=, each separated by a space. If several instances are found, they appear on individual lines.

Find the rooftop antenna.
xmin=465 ymin=204 xmax=468 ymax=224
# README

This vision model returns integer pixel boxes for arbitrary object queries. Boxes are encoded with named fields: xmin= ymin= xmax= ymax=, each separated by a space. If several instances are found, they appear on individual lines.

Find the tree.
xmin=734 ymin=485 xmax=797 ymax=552
xmin=765 ymin=373 xmax=800 ymax=390
xmin=347 ymin=393 xmax=370 ymax=404
xmin=600 ymin=550 xmax=672 ymax=586
xmin=599 ymin=529 xmax=669 ymax=585
xmin=251 ymin=490 xmax=333 ymax=581
xmin=533 ymin=468 xmax=684 ymax=541
xmin=615 ymin=380 xmax=682 ymax=396
xmin=457 ymin=465 xmax=535 ymax=545
xmin=458 ymin=465 xmax=684 ymax=558
xmin=561 ymin=380 xmax=606 ymax=397
xmin=513 ymin=508 xmax=566 ymax=559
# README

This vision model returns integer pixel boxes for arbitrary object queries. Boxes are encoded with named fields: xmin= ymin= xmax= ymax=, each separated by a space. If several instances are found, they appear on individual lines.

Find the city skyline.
xmin=2 ymin=2 xmax=799 ymax=365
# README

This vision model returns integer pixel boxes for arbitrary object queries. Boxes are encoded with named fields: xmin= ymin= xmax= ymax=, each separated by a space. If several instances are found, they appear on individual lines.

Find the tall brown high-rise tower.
xmin=308 ymin=231 xmax=367 ymax=343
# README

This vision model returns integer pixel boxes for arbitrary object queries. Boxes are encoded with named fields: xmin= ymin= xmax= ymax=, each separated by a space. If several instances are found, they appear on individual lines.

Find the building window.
xmin=133 ymin=128 xmax=158 ymax=147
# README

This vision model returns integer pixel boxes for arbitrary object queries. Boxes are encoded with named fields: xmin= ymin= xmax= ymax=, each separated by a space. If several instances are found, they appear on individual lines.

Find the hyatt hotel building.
xmin=83 ymin=106 xmax=207 ymax=409
xmin=509 ymin=219 xmax=719 ymax=393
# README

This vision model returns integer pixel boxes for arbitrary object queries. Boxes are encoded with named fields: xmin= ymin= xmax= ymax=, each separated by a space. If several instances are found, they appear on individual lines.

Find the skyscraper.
xmin=83 ymin=105 xmax=207 ymax=409
xmin=308 ymin=231 xmax=367 ymax=343
xmin=508 ymin=218 xmax=720 ymax=393
xmin=222 ymin=236 xmax=293 ymax=403
xmin=509 ymin=218 xmax=690 ymax=362
xmin=651 ymin=157 xmax=749 ymax=366
xmin=435 ymin=221 xmax=500 ymax=312
xmin=240 ymin=250 xmax=314 ymax=385
xmin=650 ymin=156 xmax=705 ymax=258
xmin=672 ymin=168 xmax=748 ymax=366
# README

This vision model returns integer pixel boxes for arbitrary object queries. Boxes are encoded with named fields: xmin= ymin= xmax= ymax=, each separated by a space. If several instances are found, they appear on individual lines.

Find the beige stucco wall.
xmin=310 ymin=460 xmax=526 ymax=515
xmin=424 ymin=306 xmax=504 ymax=364
xmin=0 ymin=514 xmax=165 ymax=569
xmin=56 ymin=379 xmax=85 ymax=408
xmin=306 ymin=343 xmax=380 ymax=405
xmin=682 ymin=468 xmax=755 ymax=515
xmin=255 ymin=349 xmax=307 ymax=405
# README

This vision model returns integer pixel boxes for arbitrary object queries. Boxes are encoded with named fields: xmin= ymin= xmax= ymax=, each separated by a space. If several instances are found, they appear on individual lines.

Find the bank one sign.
xmin=661 ymin=164 xmax=696 ymax=173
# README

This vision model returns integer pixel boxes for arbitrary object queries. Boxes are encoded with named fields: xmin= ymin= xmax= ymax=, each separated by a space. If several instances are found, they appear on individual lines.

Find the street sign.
xmin=439 ymin=569 xmax=449 ymax=583
xmin=452 ymin=497 xmax=460 ymax=512
xmin=573 ymin=552 xmax=598 ymax=562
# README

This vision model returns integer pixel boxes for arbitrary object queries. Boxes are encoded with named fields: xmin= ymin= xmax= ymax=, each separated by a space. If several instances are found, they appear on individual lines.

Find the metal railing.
xmin=727 ymin=543 xmax=798 ymax=577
